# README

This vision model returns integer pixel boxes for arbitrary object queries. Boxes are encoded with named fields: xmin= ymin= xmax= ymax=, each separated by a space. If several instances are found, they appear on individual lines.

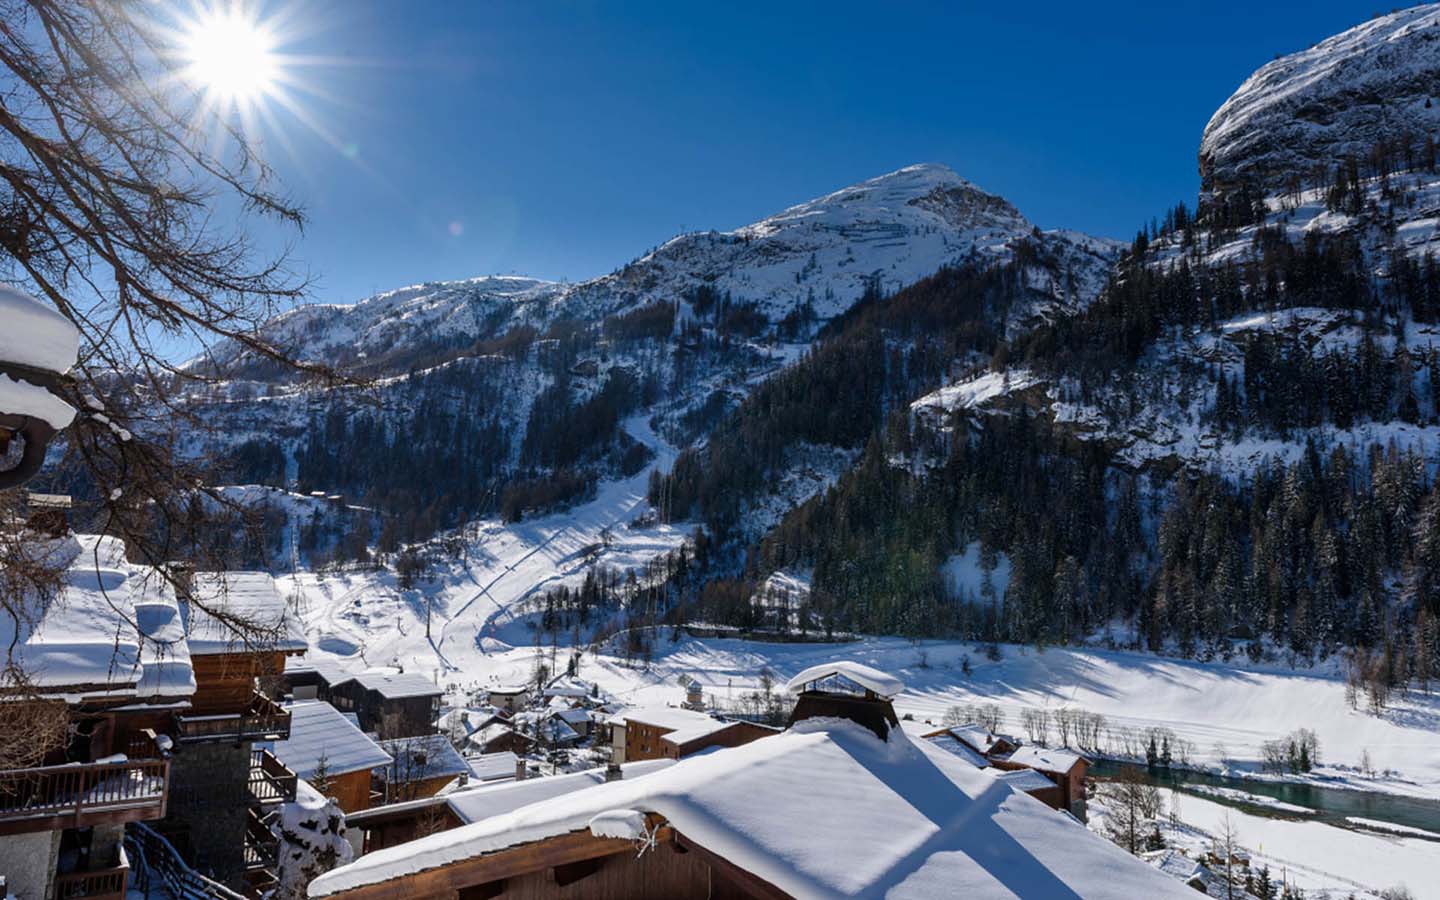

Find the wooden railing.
xmin=125 ymin=823 xmax=249 ymax=900
xmin=247 ymin=749 xmax=297 ymax=805
xmin=54 ymin=848 xmax=128 ymax=900
xmin=125 ymin=730 xmax=168 ymax=760
xmin=243 ymin=809 xmax=278 ymax=871
xmin=175 ymin=693 xmax=292 ymax=743
xmin=0 ymin=758 xmax=169 ymax=834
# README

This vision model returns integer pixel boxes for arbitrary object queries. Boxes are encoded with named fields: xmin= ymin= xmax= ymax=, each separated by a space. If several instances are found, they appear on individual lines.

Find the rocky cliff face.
xmin=1199 ymin=4 xmax=1440 ymax=199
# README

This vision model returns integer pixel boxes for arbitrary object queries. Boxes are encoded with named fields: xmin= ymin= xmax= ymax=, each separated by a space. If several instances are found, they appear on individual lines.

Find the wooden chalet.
xmin=306 ymin=663 xmax=1194 ymax=900
xmin=375 ymin=734 xmax=471 ymax=803
xmin=483 ymin=683 xmax=533 ymax=714
xmin=920 ymin=723 xmax=1089 ymax=818
xmin=0 ymin=542 xmax=310 ymax=899
xmin=466 ymin=723 xmax=534 ymax=756
xmin=0 ymin=538 xmax=178 ymax=900
xmin=608 ymin=706 xmax=774 ymax=763
xmin=160 ymin=570 xmax=308 ymax=887
xmin=263 ymin=700 xmax=391 ymax=814
xmin=991 ymin=746 xmax=1090 ymax=819
xmin=328 ymin=671 xmax=442 ymax=739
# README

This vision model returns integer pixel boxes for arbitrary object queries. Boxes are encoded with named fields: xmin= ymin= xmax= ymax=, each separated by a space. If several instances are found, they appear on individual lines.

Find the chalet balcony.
xmin=0 ymin=756 xmax=170 ymax=836
xmin=54 ymin=847 xmax=129 ymax=900
xmin=175 ymin=692 xmax=292 ymax=743
xmin=247 ymin=748 xmax=297 ymax=806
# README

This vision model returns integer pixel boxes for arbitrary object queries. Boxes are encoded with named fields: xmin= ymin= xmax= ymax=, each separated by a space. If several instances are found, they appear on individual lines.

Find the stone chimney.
xmin=604 ymin=762 xmax=623 ymax=782
xmin=514 ymin=758 xmax=527 ymax=782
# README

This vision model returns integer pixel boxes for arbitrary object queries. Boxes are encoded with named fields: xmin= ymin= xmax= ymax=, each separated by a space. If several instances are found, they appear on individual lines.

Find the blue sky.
xmin=249 ymin=1 xmax=1381 ymax=305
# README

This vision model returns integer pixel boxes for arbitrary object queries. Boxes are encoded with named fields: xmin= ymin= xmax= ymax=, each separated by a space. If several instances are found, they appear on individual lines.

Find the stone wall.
xmin=166 ymin=740 xmax=253 ymax=885
xmin=0 ymin=829 xmax=61 ymax=900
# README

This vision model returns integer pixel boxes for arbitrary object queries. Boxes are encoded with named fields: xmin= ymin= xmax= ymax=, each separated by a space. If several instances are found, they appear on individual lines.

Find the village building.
xmin=608 ymin=706 xmax=774 ymax=763
xmin=436 ymin=706 xmax=504 ymax=744
xmin=264 ymin=700 xmax=392 ymax=814
xmin=484 ymin=683 xmax=533 ymax=714
xmin=283 ymin=657 xmax=352 ymax=702
xmin=1144 ymin=848 xmax=1260 ymax=899
xmin=466 ymin=723 xmax=535 ymax=756
xmin=165 ymin=571 xmax=308 ymax=885
xmin=920 ymin=728 xmax=991 ymax=768
xmin=327 ymin=672 xmax=443 ymax=740
xmin=375 ymin=734 xmax=472 ymax=803
xmin=992 ymin=745 xmax=1090 ymax=819
xmin=307 ymin=663 xmax=1194 ymax=900
xmin=550 ymin=706 xmax=594 ymax=741
xmin=464 ymin=751 xmax=523 ymax=786
xmin=930 ymin=723 xmax=1020 ymax=759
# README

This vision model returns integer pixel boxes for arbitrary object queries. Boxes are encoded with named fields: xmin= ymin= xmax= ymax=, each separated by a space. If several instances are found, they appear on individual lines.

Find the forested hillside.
xmin=652 ymin=8 xmax=1440 ymax=689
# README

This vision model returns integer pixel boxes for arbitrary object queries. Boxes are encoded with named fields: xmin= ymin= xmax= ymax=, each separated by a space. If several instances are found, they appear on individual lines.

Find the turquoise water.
xmin=1090 ymin=759 xmax=1440 ymax=839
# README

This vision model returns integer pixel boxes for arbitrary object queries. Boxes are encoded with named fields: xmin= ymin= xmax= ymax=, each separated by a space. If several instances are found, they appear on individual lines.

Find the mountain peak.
xmin=1199 ymin=4 xmax=1440 ymax=198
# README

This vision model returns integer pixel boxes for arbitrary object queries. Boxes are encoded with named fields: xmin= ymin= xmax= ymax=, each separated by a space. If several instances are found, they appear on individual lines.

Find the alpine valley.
xmin=73 ymin=5 xmax=1440 ymax=687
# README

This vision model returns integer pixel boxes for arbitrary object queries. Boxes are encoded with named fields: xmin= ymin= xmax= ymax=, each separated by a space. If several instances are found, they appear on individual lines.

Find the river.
xmin=1090 ymin=759 xmax=1440 ymax=839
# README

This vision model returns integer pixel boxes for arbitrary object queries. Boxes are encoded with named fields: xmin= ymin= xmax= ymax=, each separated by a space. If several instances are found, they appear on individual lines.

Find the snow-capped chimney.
xmin=514 ymin=758 xmax=527 ymax=782
xmin=783 ymin=661 xmax=904 ymax=742
xmin=604 ymin=762 xmax=622 ymax=782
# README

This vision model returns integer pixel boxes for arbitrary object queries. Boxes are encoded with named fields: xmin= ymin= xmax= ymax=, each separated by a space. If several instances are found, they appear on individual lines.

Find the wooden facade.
xmin=327 ymin=768 xmax=376 ymax=814
xmin=345 ymin=798 xmax=464 ymax=854
xmin=328 ymin=681 xmax=442 ymax=740
xmin=314 ymin=821 xmax=788 ymax=900
xmin=622 ymin=719 xmax=774 ymax=763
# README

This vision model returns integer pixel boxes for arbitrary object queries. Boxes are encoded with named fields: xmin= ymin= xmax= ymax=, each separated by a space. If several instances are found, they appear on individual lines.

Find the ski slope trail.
xmin=285 ymin=414 xmax=687 ymax=681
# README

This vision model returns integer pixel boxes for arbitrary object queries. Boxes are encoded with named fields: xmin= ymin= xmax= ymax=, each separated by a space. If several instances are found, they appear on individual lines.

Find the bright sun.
xmin=181 ymin=8 xmax=279 ymax=103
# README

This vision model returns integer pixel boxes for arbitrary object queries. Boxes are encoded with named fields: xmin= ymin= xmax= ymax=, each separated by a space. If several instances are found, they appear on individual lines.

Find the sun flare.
xmin=181 ymin=7 xmax=279 ymax=103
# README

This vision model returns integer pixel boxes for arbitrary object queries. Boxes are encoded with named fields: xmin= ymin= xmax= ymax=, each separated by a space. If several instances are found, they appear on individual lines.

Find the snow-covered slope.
xmin=1200 ymin=4 xmax=1440 ymax=197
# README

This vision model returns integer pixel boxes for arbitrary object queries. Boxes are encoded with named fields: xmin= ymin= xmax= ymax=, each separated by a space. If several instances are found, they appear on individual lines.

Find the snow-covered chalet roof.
xmin=333 ymin=670 xmax=441 ymax=699
xmin=605 ymin=705 xmax=733 ymax=744
xmin=1004 ymin=746 xmax=1087 ymax=776
xmin=131 ymin=569 xmax=197 ymax=701
xmin=992 ymin=768 xmax=1058 ymax=793
xmin=783 ymin=660 xmax=905 ymax=698
xmin=377 ymin=734 xmax=470 ymax=781
xmin=466 ymin=723 xmax=524 ymax=751
xmin=923 ymin=731 xmax=989 ymax=768
xmin=309 ymin=719 xmax=1194 ymax=900
xmin=444 ymin=760 xmax=675 ymax=826
xmin=184 ymin=572 xmax=308 ymax=655
xmin=0 ymin=535 xmax=174 ymax=701
xmin=464 ymin=752 xmax=520 ymax=783
xmin=263 ymin=700 xmax=391 ymax=779
xmin=945 ymin=724 xmax=1013 ymax=756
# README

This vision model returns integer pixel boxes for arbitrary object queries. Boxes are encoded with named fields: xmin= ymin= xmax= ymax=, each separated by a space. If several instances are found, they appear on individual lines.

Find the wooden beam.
xmin=550 ymin=857 xmax=602 ymax=888
xmin=672 ymin=833 xmax=793 ymax=900
xmin=456 ymin=881 xmax=503 ymax=900
xmin=319 ymin=830 xmax=639 ymax=900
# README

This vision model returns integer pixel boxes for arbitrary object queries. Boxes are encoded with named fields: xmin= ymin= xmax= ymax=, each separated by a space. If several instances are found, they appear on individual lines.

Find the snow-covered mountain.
xmin=200 ymin=164 xmax=1117 ymax=382
xmin=1200 ymin=4 xmax=1440 ymax=198
xmin=557 ymin=163 xmax=1117 ymax=325
xmin=230 ymin=276 xmax=566 ymax=373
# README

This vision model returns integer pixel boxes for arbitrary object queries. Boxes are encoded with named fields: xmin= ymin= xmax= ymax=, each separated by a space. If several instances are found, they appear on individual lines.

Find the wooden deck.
xmin=175 ymin=692 xmax=292 ymax=743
